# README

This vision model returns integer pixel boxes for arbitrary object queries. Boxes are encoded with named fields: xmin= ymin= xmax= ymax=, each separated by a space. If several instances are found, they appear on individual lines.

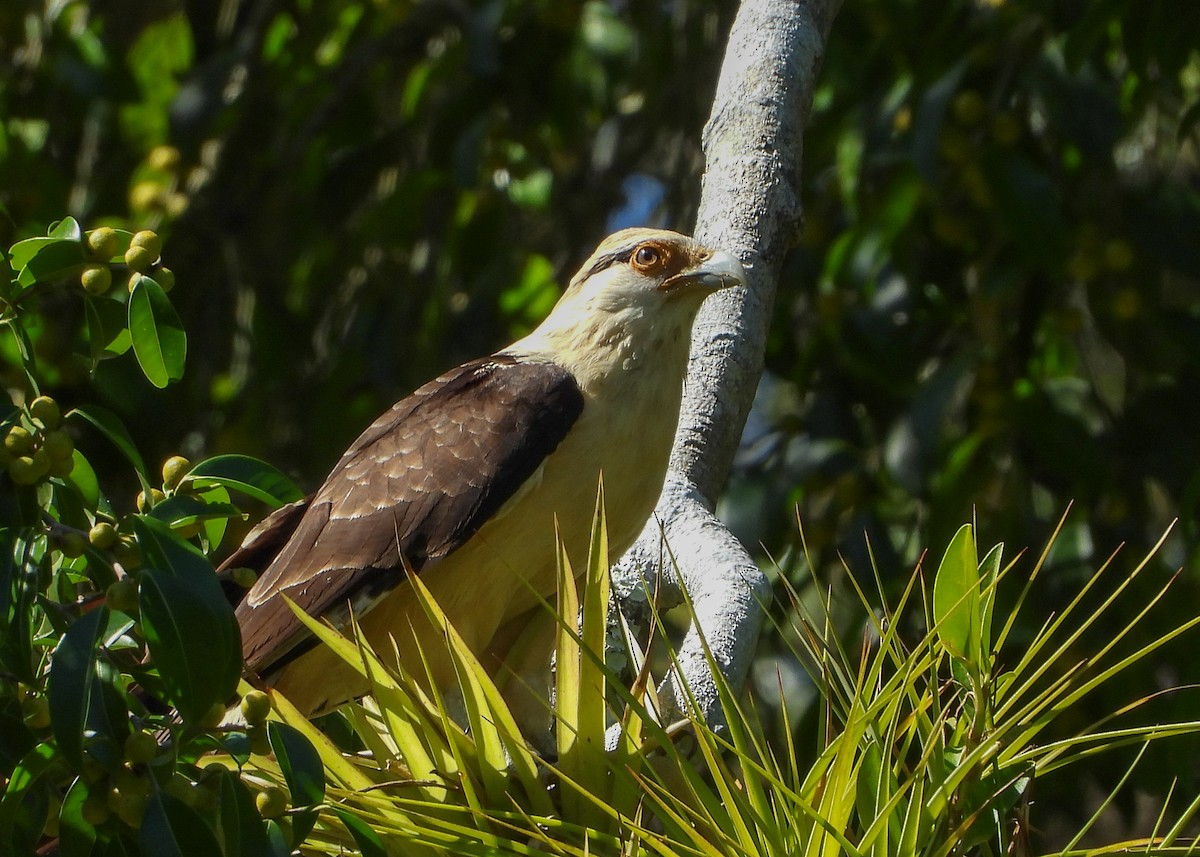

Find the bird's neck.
xmin=505 ymin=304 xmax=695 ymax=399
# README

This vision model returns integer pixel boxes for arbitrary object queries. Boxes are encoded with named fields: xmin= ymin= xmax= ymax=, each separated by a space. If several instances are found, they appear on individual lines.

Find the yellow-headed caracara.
xmin=225 ymin=228 xmax=745 ymax=726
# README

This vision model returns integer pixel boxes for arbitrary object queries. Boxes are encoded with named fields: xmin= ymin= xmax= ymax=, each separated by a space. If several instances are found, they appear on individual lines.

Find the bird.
xmin=223 ymin=227 xmax=745 ymax=733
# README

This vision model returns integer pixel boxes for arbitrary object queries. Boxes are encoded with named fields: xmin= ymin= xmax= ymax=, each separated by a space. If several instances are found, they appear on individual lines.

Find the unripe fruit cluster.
xmin=1 ymin=396 xmax=74 ymax=486
xmin=79 ymin=227 xmax=174 ymax=295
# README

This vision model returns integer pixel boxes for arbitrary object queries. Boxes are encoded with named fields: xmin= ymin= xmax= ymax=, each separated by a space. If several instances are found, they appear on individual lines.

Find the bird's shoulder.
xmin=235 ymin=354 xmax=585 ymax=674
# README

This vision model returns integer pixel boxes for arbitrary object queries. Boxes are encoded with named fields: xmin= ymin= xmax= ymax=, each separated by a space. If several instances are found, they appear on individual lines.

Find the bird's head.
xmin=508 ymin=228 xmax=745 ymax=380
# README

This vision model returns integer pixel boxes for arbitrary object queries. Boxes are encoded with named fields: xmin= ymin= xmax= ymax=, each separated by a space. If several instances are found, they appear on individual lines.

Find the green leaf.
xmin=0 ymin=532 xmax=39 ymax=684
xmin=57 ymin=777 xmax=98 ymax=857
xmin=68 ymin=405 xmax=149 ymax=485
xmin=267 ymin=722 xmax=326 ymax=807
xmin=217 ymin=771 xmax=271 ymax=857
xmin=49 ymin=217 xmax=83 ymax=241
xmin=148 ymin=494 xmax=244 ymax=530
xmin=11 ymin=238 xmax=85 ymax=293
xmin=64 ymin=449 xmax=101 ymax=511
xmin=0 ymin=741 xmax=57 ymax=853
xmin=134 ymin=516 xmax=241 ymax=725
xmin=184 ymin=454 xmax=304 ymax=507
xmin=46 ymin=608 xmax=107 ymax=769
xmin=128 ymin=276 xmax=186 ymax=388
xmin=141 ymin=791 xmax=223 ymax=857
xmin=932 ymin=523 xmax=979 ymax=664
xmin=85 ymin=295 xmax=133 ymax=362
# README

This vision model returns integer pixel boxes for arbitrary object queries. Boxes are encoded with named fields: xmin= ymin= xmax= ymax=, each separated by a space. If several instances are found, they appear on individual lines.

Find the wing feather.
xmin=234 ymin=355 xmax=584 ymax=675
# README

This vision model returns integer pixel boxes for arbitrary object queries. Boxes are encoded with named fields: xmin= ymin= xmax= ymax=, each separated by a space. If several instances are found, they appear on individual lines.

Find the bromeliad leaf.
xmin=128 ymin=275 xmax=186 ymax=388
xmin=184 ymin=454 xmax=304 ymax=508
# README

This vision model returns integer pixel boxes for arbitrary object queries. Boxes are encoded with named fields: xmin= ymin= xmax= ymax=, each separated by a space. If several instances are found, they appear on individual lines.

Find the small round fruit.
xmin=153 ymin=266 xmax=175 ymax=292
xmin=255 ymin=786 xmax=288 ymax=819
xmin=48 ymin=455 xmax=75 ymax=478
xmin=8 ymin=456 xmax=41 ymax=486
xmin=114 ymin=538 xmax=141 ymax=571
xmin=42 ymin=429 xmax=74 ymax=460
xmin=21 ymin=695 xmax=51 ymax=730
xmin=124 ymin=245 xmax=155 ymax=273
xmin=240 ymin=690 xmax=272 ymax=725
xmin=161 ymin=455 xmax=190 ymax=490
xmin=106 ymin=578 xmax=139 ymax=613
xmin=129 ymin=181 xmax=163 ymax=212
xmin=29 ymin=396 xmax=61 ymax=429
xmin=89 ymin=522 xmax=119 ymax=549
xmin=231 ymin=566 xmax=258 ymax=588
xmin=124 ymin=730 xmax=160 ymax=764
xmin=147 ymin=146 xmax=181 ymax=172
xmin=4 ymin=426 xmax=35 ymax=456
xmin=81 ymin=793 xmax=111 ymax=826
xmin=86 ymin=227 xmax=120 ymax=261
xmin=59 ymin=531 xmax=88 ymax=559
xmin=81 ymin=264 xmax=113 ymax=296
xmin=952 ymin=90 xmax=986 ymax=126
xmin=130 ymin=230 xmax=163 ymax=259
xmin=136 ymin=488 xmax=166 ymax=511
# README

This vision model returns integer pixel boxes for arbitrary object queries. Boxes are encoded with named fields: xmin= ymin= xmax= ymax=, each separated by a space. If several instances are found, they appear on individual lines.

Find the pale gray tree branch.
xmin=612 ymin=0 xmax=843 ymax=736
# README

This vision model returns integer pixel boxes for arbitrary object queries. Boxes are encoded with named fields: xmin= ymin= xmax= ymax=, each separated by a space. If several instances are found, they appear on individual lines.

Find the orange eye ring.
xmin=632 ymin=244 xmax=664 ymax=271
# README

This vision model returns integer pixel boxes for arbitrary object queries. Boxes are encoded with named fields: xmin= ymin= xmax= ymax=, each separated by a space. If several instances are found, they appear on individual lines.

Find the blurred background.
xmin=2 ymin=0 xmax=1199 ymax=844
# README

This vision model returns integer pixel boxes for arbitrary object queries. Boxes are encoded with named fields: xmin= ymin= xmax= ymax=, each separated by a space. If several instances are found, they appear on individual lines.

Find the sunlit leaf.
xmin=932 ymin=523 xmax=978 ymax=664
xmin=184 ymin=454 xmax=304 ymax=507
xmin=128 ymin=275 xmax=186 ymax=388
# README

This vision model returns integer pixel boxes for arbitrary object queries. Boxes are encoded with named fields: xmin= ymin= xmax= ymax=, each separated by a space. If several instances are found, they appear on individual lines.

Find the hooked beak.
xmin=659 ymin=249 xmax=746 ymax=296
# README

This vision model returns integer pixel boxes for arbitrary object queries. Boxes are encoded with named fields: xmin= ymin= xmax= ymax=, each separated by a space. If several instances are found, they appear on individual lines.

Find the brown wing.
xmin=234 ymin=355 xmax=584 ymax=676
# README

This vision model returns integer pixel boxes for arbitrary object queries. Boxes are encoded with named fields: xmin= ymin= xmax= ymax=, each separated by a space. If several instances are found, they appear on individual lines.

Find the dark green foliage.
xmin=0 ymin=0 xmax=1197 ymax=850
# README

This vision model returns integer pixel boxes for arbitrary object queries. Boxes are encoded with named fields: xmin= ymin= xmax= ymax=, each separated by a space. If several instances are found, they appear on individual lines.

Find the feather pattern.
xmin=233 ymin=354 xmax=584 ymax=675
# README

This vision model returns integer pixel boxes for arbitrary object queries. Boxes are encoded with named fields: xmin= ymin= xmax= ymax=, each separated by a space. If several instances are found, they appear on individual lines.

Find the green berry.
xmin=89 ymin=522 xmax=119 ymax=549
xmin=81 ymin=264 xmax=113 ymax=295
xmin=85 ymin=228 xmax=119 ymax=261
xmin=247 ymin=723 xmax=272 ymax=755
xmin=124 ymin=246 xmax=155 ymax=273
xmin=8 ymin=456 xmax=41 ymax=486
xmin=231 ymin=566 xmax=258 ymax=588
xmin=130 ymin=230 xmax=162 ymax=259
xmin=4 ymin=426 xmax=35 ymax=456
xmin=42 ymin=429 xmax=74 ymax=460
xmin=106 ymin=578 xmax=139 ymax=613
xmin=240 ymin=690 xmax=272 ymax=725
xmin=255 ymin=786 xmax=288 ymax=819
xmin=136 ymin=488 xmax=166 ymax=511
xmin=29 ymin=396 xmax=61 ymax=429
xmin=59 ymin=531 xmax=87 ymax=559
xmin=48 ymin=455 xmax=75 ymax=478
xmin=153 ymin=266 xmax=175 ymax=292
xmin=114 ymin=538 xmax=141 ymax=571
xmin=161 ymin=455 xmax=191 ymax=490
xmin=951 ymin=90 xmax=986 ymax=126
xmin=147 ymin=146 xmax=181 ymax=172
xmin=21 ymin=695 xmax=51 ymax=730
xmin=81 ymin=793 xmax=110 ymax=826
xmin=124 ymin=730 xmax=159 ymax=764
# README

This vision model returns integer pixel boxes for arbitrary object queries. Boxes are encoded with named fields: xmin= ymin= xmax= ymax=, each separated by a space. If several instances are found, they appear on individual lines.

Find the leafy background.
xmin=3 ymin=0 xmax=1199 ymax=846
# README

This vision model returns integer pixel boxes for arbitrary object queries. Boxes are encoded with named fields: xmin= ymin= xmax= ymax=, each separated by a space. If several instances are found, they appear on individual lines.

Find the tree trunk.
xmin=612 ymin=0 xmax=844 ymax=733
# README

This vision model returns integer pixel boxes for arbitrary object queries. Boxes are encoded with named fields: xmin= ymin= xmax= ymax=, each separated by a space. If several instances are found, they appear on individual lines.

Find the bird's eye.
xmin=632 ymin=245 xmax=662 ymax=270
